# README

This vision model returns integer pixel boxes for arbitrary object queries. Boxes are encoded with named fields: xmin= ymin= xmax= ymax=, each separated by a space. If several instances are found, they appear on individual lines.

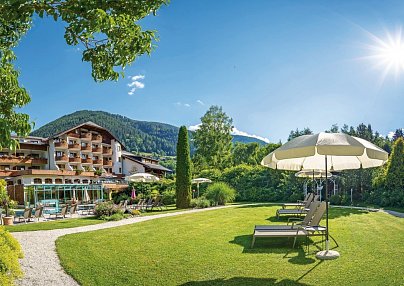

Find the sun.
xmin=361 ymin=26 xmax=404 ymax=81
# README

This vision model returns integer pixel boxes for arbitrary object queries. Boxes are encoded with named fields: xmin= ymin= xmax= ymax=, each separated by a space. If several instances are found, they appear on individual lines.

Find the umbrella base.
xmin=316 ymin=250 xmax=340 ymax=260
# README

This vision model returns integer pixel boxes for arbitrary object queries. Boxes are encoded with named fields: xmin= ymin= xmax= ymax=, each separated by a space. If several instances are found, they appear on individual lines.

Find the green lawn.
xmin=5 ymin=205 xmax=180 ymax=232
xmin=5 ymin=217 xmax=103 ymax=232
xmin=56 ymin=205 xmax=404 ymax=286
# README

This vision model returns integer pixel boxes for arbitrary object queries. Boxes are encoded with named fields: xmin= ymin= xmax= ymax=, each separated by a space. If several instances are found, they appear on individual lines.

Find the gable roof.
xmin=122 ymin=154 xmax=172 ymax=172
xmin=50 ymin=121 xmax=126 ymax=150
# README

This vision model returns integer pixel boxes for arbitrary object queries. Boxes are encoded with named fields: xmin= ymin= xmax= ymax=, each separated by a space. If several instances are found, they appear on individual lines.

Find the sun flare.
xmin=362 ymin=26 xmax=404 ymax=81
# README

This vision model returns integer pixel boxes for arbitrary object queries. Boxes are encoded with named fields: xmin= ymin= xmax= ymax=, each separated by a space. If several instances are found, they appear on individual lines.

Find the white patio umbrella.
xmin=261 ymin=132 xmax=388 ymax=260
xmin=295 ymin=169 xmax=332 ymax=178
xmin=84 ymin=189 xmax=90 ymax=203
xmin=191 ymin=178 xmax=212 ymax=197
xmin=296 ymin=169 xmax=333 ymax=200
xmin=125 ymin=172 xmax=160 ymax=183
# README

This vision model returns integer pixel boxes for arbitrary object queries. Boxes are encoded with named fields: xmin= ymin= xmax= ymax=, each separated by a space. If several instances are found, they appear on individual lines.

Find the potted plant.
xmin=0 ymin=179 xmax=17 ymax=225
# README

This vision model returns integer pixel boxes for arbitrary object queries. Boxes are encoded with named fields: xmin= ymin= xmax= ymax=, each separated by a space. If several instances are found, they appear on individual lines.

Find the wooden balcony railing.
xmin=81 ymin=145 xmax=92 ymax=151
xmin=92 ymin=147 xmax=102 ymax=153
xmin=67 ymin=132 xmax=80 ymax=138
xmin=93 ymin=159 xmax=103 ymax=165
xmin=92 ymin=134 xmax=102 ymax=142
xmin=69 ymin=157 xmax=81 ymax=163
xmin=103 ymin=159 xmax=112 ymax=166
xmin=81 ymin=158 xmax=93 ymax=164
xmin=0 ymin=156 xmax=47 ymax=165
xmin=55 ymin=155 xmax=68 ymax=162
xmin=102 ymin=147 xmax=112 ymax=154
xmin=80 ymin=133 xmax=92 ymax=140
xmin=68 ymin=143 xmax=81 ymax=149
xmin=55 ymin=141 xmax=68 ymax=148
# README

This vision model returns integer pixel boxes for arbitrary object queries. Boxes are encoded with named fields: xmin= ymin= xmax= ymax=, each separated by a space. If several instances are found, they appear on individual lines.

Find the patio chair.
xmin=282 ymin=193 xmax=313 ymax=209
xmin=32 ymin=205 xmax=44 ymax=222
xmin=151 ymin=195 xmax=166 ymax=211
xmin=49 ymin=205 xmax=68 ymax=219
xmin=252 ymin=202 xmax=327 ymax=248
xmin=18 ymin=208 xmax=33 ymax=223
xmin=69 ymin=204 xmax=77 ymax=217
xmin=132 ymin=199 xmax=145 ymax=210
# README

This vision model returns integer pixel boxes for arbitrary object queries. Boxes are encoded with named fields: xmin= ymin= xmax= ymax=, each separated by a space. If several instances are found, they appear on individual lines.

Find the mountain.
xmin=31 ymin=110 xmax=267 ymax=155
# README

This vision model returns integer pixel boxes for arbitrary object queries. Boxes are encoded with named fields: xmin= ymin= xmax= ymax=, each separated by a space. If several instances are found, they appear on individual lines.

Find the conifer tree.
xmin=176 ymin=126 xmax=192 ymax=208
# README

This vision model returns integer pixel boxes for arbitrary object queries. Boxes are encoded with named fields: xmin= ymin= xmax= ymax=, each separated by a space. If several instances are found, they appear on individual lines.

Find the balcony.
xmin=102 ymin=147 xmax=112 ymax=155
xmin=103 ymin=159 xmax=112 ymax=166
xmin=54 ymin=141 xmax=68 ymax=148
xmin=67 ymin=132 xmax=80 ymax=138
xmin=92 ymin=134 xmax=102 ymax=142
xmin=80 ymin=133 xmax=92 ymax=140
xmin=68 ymin=143 xmax=80 ymax=150
xmin=55 ymin=155 xmax=68 ymax=162
xmin=81 ymin=145 xmax=92 ymax=152
xmin=92 ymin=146 xmax=102 ymax=153
xmin=93 ymin=159 xmax=103 ymax=165
xmin=69 ymin=157 xmax=81 ymax=163
xmin=0 ymin=156 xmax=47 ymax=165
xmin=81 ymin=158 xmax=93 ymax=164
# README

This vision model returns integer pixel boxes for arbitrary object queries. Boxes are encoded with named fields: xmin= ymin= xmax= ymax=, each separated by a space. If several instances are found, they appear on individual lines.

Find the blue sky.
xmin=15 ymin=0 xmax=404 ymax=142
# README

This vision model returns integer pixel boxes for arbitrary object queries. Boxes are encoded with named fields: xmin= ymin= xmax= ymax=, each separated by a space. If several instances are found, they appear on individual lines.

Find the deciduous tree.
xmin=0 ymin=0 xmax=168 ymax=149
xmin=193 ymin=106 xmax=233 ymax=170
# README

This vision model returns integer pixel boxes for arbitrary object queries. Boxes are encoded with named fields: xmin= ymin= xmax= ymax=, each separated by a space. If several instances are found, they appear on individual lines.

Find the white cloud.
xmin=127 ymin=74 xmax=145 ymax=95
xmin=387 ymin=131 xmax=395 ymax=139
xmin=231 ymin=127 xmax=270 ymax=143
xmin=187 ymin=124 xmax=270 ymax=143
xmin=188 ymin=124 xmax=201 ymax=131
xmin=175 ymin=102 xmax=191 ymax=108
xmin=196 ymin=100 xmax=205 ymax=105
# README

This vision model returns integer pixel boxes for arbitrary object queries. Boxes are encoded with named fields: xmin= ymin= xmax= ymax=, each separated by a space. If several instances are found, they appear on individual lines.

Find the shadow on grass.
xmin=180 ymin=277 xmax=310 ymax=286
xmin=265 ymin=207 xmax=371 ymax=222
xmin=229 ymin=234 xmax=317 ymax=265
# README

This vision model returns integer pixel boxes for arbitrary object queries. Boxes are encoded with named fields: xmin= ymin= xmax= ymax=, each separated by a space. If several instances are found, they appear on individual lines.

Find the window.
xmin=55 ymin=178 xmax=63 ymax=184
xmin=82 ymin=179 xmax=89 ymax=184
xmin=118 ymin=157 xmax=121 ymax=162
xmin=74 ymin=179 xmax=81 ymax=184
xmin=45 ymin=178 xmax=53 ymax=184
xmin=16 ymin=152 xmax=24 ymax=157
xmin=117 ymin=145 xmax=121 ymax=151
xmin=55 ymin=151 xmax=63 ymax=157
xmin=65 ymin=179 xmax=72 ymax=184
xmin=17 ymin=179 xmax=22 ymax=185
xmin=33 ymin=178 xmax=42 ymax=184
xmin=119 ymin=167 xmax=122 ymax=173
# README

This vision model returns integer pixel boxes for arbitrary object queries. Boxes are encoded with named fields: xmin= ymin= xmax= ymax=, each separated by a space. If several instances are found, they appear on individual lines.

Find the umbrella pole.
xmin=197 ymin=183 xmax=200 ymax=198
xmin=316 ymin=155 xmax=340 ymax=260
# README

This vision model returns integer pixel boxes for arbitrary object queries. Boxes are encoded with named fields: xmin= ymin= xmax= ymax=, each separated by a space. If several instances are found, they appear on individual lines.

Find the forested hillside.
xmin=31 ymin=110 xmax=267 ymax=155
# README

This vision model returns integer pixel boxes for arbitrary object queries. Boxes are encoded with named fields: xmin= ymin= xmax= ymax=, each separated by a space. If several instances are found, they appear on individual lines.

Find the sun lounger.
xmin=49 ymin=205 xmax=68 ymax=219
xmin=252 ymin=202 xmax=328 ymax=248
xmin=32 ymin=206 xmax=44 ymax=222
xmin=282 ymin=193 xmax=313 ymax=209
xmin=18 ymin=208 xmax=33 ymax=223
xmin=151 ymin=195 xmax=166 ymax=211
xmin=69 ymin=204 xmax=77 ymax=217
xmin=276 ymin=195 xmax=319 ymax=218
xmin=131 ymin=199 xmax=145 ymax=210
xmin=255 ymin=201 xmax=321 ymax=231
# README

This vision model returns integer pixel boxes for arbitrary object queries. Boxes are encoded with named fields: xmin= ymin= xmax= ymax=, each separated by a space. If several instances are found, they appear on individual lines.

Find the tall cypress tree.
xmin=176 ymin=126 xmax=192 ymax=208
xmin=384 ymin=137 xmax=404 ymax=206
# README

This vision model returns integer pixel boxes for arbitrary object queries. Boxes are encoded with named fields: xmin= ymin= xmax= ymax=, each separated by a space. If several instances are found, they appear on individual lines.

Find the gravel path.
xmin=12 ymin=205 xmax=235 ymax=286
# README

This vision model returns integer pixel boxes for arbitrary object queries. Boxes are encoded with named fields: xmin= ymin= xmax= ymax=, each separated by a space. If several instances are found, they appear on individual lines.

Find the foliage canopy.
xmin=0 ymin=0 xmax=168 ymax=149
